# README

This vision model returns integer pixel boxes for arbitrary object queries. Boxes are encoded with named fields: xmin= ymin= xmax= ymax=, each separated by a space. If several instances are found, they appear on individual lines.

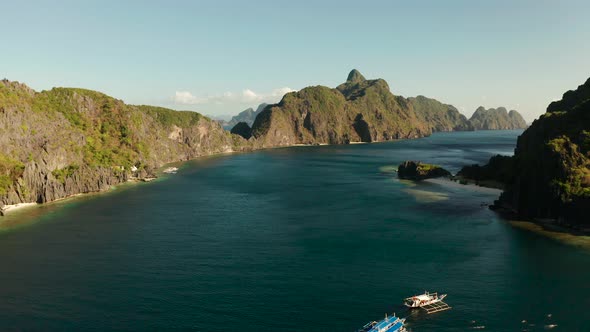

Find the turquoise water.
xmin=1 ymin=130 xmax=589 ymax=331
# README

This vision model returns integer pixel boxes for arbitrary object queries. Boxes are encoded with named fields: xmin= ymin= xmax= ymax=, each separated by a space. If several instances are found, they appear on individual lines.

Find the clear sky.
xmin=2 ymin=0 xmax=590 ymax=121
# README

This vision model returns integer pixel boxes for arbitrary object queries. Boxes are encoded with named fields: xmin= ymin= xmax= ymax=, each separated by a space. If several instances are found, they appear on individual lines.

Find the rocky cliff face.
xmin=494 ymin=78 xmax=590 ymax=226
xmin=250 ymin=70 xmax=431 ymax=147
xmin=230 ymin=122 xmax=252 ymax=139
xmin=469 ymin=106 xmax=527 ymax=130
xmin=223 ymin=103 xmax=268 ymax=130
xmin=0 ymin=80 xmax=251 ymax=211
xmin=409 ymin=95 xmax=473 ymax=131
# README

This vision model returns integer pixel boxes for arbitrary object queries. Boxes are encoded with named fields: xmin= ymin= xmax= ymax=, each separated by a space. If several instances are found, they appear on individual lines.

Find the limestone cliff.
xmin=469 ymin=106 xmax=527 ymax=130
xmin=409 ymin=95 xmax=473 ymax=131
xmin=0 ymin=79 xmax=251 ymax=211
xmin=223 ymin=103 xmax=268 ymax=130
xmin=496 ymin=78 xmax=590 ymax=226
xmin=250 ymin=70 xmax=431 ymax=147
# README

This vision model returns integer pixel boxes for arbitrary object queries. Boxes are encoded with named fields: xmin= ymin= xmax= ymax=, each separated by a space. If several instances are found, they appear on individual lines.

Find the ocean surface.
xmin=1 ymin=130 xmax=590 ymax=331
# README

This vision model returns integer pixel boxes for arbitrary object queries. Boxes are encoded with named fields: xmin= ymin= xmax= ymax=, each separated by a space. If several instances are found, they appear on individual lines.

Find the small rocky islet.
xmin=397 ymin=161 xmax=451 ymax=181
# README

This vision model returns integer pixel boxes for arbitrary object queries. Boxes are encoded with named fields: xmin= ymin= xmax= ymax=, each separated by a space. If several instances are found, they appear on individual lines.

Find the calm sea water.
xmin=1 ymin=130 xmax=589 ymax=331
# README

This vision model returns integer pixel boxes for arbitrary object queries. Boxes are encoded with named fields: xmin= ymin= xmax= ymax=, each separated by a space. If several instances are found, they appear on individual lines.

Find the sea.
xmin=1 ymin=130 xmax=589 ymax=331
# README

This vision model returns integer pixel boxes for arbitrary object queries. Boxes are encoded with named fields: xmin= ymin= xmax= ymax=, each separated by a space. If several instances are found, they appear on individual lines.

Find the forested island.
xmin=0 ymin=70 xmax=531 ymax=215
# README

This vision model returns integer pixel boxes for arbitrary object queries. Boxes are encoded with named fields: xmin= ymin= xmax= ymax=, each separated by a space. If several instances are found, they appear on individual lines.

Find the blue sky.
xmin=2 ymin=0 xmax=590 ymax=121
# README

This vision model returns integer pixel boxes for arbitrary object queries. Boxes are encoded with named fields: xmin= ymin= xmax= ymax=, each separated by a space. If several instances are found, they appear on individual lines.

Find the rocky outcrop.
xmin=250 ymin=70 xmax=431 ymax=147
xmin=469 ymin=106 xmax=527 ymax=130
xmin=409 ymin=95 xmax=473 ymax=131
xmin=0 ymin=80 xmax=253 ymax=211
xmin=346 ymin=69 xmax=366 ymax=83
xmin=230 ymin=122 xmax=252 ymax=139
xmin=398 ymin=161 xmax=451 ymax=180
xmin=457 ymin=155 xmax=515 ymax=189
xmin=222 ymin=103 xmax=268 ymax=130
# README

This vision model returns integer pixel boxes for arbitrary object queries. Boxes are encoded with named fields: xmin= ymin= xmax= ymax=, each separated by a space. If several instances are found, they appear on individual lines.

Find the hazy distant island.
xmin=0 ymin=70 xmax=533 ymax=215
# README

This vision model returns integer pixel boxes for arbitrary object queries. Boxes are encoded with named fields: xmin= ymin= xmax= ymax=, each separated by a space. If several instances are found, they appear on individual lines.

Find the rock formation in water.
xmin=397 ymin=161 xmax=451 ymax=180
xmin=0 ymin=79 xmax=253 ymax=211
xmin=250 ymin=70 xmax=431 ymax=147
xmin=469 ymin=106 xmax=527 ymax=130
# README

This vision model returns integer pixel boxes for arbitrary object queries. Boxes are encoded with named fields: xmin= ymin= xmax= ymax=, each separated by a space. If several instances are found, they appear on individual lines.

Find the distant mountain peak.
xmin=346 ymin=69 xmax=366 ymax=83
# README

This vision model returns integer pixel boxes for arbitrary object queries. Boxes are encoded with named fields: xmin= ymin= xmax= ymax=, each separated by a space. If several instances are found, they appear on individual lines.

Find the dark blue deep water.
xmin=1 ymin=130 xmax=590 ymax=331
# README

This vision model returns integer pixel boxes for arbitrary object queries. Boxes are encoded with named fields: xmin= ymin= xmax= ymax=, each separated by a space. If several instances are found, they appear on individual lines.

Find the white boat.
xmin=404 ymin=291 xmax=447 ymax=308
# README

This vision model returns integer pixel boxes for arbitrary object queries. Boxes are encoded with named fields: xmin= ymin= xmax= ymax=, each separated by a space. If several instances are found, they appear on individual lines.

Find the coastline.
xmin=0 ymin=148 xmax=244 ymax=219
xmin=8 ymin=133 xmax=576 ymax=250
xmin=419 ymin=177 xmax=590 ymax=248
xmin=0 ymin=202 xmax=38 ymax=215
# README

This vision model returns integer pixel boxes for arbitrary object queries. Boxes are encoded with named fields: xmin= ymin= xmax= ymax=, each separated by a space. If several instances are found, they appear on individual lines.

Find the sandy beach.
xmin=0 ymin=202 xmax=38 ymax=215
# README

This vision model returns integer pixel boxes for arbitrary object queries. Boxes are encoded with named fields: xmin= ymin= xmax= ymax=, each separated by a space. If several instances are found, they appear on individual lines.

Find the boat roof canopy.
xmin=405 ymin=293 xmax=434 ymax=301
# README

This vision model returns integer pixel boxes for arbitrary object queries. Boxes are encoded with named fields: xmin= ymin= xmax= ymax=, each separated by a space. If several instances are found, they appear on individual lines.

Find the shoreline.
xmin=418 ymin=177 xmax=590 ymax=248
xmin=0 ymin=202 xmax=38 ymax=215
xmin=0 ymin=148 xmax=244 ymax=219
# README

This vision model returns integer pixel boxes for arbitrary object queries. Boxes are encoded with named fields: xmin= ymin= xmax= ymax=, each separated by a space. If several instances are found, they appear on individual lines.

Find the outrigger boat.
xmin=358 ymin=313 xmax=407 ymax=332
xmin=404 ymin=291 xmax=451 ymax=314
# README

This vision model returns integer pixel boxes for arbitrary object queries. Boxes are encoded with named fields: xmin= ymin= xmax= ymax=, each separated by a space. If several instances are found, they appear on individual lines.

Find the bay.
xmin=1 ymin=130 xmax=589 ymax=331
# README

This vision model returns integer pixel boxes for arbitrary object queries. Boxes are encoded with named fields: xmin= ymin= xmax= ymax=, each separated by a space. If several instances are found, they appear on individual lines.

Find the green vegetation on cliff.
xmin=0 ymin=79 xmax=249 ymax=209
xmin=251 ymin=70 xmax=430 ymax=146
xmin=247 ymin=70 xmax=526 ymax=147
xmin=469 ymin=106 xmax=527 ymax=130
xmin=465 ymin=78 xmax=590 ymax=226
xmin=409 ymin=95 xmax=473 ymax=131
xmin=398 ymin=161 xmax=451 ymax=180
xmin=0 ymin=154 xmax=25 ymax=195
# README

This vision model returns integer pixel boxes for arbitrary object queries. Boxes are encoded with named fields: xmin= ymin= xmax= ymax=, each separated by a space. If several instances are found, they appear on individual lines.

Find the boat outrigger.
xmin=404 ymin=291 xmax=451 ymax=314
xmin=358 ymin=313 xmax=407 ymax=332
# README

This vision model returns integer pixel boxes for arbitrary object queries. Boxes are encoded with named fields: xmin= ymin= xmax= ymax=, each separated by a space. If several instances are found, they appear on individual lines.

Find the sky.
xmin=2 ymin=0 xmax=590 ymax=122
